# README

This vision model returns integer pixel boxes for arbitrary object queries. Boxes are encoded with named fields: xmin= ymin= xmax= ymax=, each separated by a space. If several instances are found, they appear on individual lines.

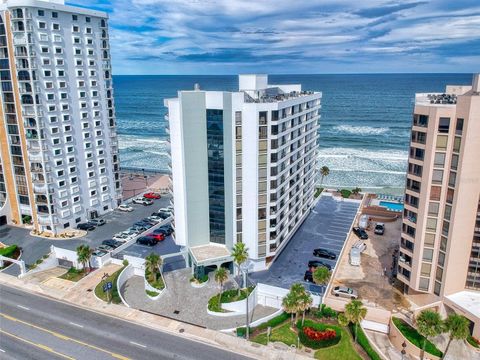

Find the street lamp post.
xmin=401 ymin=341 xmax=407 ymax=360
xmin=240 ymin=260 xmax=251 ymax=340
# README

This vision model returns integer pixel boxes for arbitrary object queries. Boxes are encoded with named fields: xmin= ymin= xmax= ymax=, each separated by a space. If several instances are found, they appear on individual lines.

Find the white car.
xmin=147 ymin=216 xmax=161 ymax=223
xmin=332 ymin=286 xmax=358 ymax=299
xmin=118 ymin=204 xmax=134 ymax=212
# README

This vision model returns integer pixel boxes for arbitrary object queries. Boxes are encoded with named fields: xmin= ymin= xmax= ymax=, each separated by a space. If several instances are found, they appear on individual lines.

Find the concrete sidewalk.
xmin=0 ymin=269 xmax=310 ymax=360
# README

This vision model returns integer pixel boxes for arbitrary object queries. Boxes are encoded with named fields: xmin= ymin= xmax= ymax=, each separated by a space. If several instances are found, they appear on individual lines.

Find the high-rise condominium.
xmin=0 ymin=0 xmax=121 ymax=234
xmin=165 ymin=74 xmax=321 ymax=274
xmin=398 ymin=74 xmax=480 ymax=337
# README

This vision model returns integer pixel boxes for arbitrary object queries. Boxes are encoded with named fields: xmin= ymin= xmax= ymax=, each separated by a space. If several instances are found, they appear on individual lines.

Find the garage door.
xmin=0 ymin=216 xmax=6 ymax=226
xmin=58 ymin=258 xmax=73 ymax=269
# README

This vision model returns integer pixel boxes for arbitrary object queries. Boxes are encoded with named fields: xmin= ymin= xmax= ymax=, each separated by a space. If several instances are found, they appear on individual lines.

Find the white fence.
xmin=221 ymin=286 xmax=258 ymax=314
xmin=256 ymin=283 xmax=289 ymax=309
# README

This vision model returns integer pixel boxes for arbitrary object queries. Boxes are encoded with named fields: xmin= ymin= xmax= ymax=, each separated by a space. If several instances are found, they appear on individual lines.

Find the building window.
xmin=436 ymin=135 xmax=448 ymax=150
xmin=206 ymin=109 xmax=225 ymax=244
xmin=438 ymin=117 xmax=450 ymax=133
xmin=432 ymin=170 xmax=443 ymax=184
xmin=456 ymin=118 xmax=464 ymax=135
xmin=430 ymin=186 xmax=441 ymax=201
xmin=419 ymin=277 xmax=430 ymax=291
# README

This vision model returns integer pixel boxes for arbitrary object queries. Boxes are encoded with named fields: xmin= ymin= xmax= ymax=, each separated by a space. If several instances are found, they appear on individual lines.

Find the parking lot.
xmin=250 ymin=195 xmax=360 ymax=296
xmin=0 ymin=194 xmax=173 ymax=276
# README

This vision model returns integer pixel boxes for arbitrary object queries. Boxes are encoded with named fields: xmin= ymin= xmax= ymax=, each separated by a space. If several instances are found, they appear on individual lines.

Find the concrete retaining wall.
xmin=256 ymin=283 xmax=289 ymax=309
xmin=144 ymin=269 xmax=165 ymax=300
xmin=117 ymin=265 xmax=134 ymax=308
xmin=389 ymin=317 xmax=441 ymax=360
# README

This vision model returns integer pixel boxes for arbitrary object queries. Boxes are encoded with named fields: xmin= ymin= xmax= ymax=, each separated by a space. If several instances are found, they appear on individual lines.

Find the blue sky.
xmin=70 ymin=0 xmax=480 ymax=74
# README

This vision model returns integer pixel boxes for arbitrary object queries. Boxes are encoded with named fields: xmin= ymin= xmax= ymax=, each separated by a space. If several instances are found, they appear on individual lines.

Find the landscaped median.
xmin=143 ymin=253 xmax=165 ymax=300
xmin=0 ymin=244 xmax=21 ymax=270
xmin=207 ymin=286 xmax=255 ymax=315
xmin=94 ymin=266 xmax=126 ymax=304
xmin=390 ymin=317 xmax=443 ymax=359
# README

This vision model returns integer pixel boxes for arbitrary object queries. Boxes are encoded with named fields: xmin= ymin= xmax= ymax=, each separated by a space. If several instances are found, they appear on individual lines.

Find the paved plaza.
xmin=250 ymin=195 xmax=360 ymax=295
xmin=122 ymin=268 xmax=277 ymax=330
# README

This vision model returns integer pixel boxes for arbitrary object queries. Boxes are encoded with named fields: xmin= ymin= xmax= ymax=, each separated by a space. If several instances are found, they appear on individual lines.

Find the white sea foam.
xmin=332 ymin=125 xmax=390 ymax=136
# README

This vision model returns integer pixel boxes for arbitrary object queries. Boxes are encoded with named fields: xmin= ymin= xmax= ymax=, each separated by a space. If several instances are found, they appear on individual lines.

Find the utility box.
xmin=350 ymin=247 xmax=361 ymax=266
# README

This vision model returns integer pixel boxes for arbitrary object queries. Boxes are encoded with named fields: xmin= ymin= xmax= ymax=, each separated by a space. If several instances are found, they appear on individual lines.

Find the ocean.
xmin=113 ymin=74 xmax=473 ymax=194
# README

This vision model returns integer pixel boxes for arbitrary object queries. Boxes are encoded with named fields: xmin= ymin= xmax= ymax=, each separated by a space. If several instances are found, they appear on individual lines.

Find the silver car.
xmin=332 ymin=286 xmax=358 ymax=299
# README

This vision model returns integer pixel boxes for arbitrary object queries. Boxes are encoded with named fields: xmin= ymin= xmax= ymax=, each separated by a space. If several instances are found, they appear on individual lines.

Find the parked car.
xmin=88 ymin=218 xmax=106 ymax=226
xmin=152 ymin=211 xmax=170 ymax=219
xmin=352 ymin=240 xmax=367 ymax=253
xmin=313 ymin=248 xmax=336 ymax=260
xmin=132 ymin=197 xmax=153 ymax=206
xmin=332 ymin=286 xmax=358 ymax=299
xmin=133 ymin=221 xmax=151 ymax=229
xmin=77 ymin=223 xmax=95 ymax=231
xmin=142 ymin=218 xmax=157 ymax=225
xmin=374 ymin=223 xmax=385 ymax=235
xmin=102 ymin=239 xmax=123 ymax=248
xmin=352 ymin=226 xmax=369 ymax=240
xmin=118 ymin=204 xmax=134 ymax=212
xmin=146 ymin=233 xmax=165 ymax=242
xmin=136 ymin=236 xmax=156 ymax=246
xmin=143 ymin=192 xmax=161 ymax=199
xmin=308 ymin=260 xmax=332 ymax=271
xmin=92 ymin=249 xmax=107 ymax=257
xmin=304 ymin=270 xmax=314 ymax=283
xmin=97 ymin=244 xmax=114 ymax=252
xmin=155 ymin=225 xmax=173 ymax=236
xmin=131 ymin=225 xmax=147 ymax=233
xmin=148 ymin=215 xmax=162 ymax=222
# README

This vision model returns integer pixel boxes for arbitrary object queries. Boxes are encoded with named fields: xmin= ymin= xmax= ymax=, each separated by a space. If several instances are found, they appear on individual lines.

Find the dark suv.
xmin=77 ymin=222 xmax=95 ymax=231
xmin=136 ymin=236 xmax=156 ymax=246
xmin=352 ymin=227 xmax=369 ymax=240
xmin=308 ymin=260 xmax=332 ymax=271
xmin=304 ymin=270 xmax=314 ymax=283
xmin=313 ymin=248 xmax=336 ymax=260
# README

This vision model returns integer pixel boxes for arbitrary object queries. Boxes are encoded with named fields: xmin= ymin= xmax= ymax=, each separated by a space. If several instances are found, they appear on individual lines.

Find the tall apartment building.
xmin=0 ymin=0 xmax=121 ymax=234
xmin=165 ymin=74 xmax=321 ymax=274
xmin=398 ymin=74 xmax=480 ymax=337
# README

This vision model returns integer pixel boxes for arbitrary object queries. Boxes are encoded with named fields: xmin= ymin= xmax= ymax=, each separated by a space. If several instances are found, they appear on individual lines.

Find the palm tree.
xmin=290 ymin=283 xmax=307 ymax=323
xmin=76 ymin=245 xmax=89 ymax=272
xmin=282 ymin=292 xmax=298 ymax=327
xmin=298 ymin=291 xmax=313 ymax=326
xmin=352 ymin=187 xmax=362 ymax=196
xmin=416 ymin=310 xmax=443 ymax=360
xmin=144 ymin=253 xmax=162 ymax=283
xmin=442 ymin=314 xmax=470 ymax=359
xmin=231 ymin=242 xmax=248 ymax=294
xmin=345 ymin=299 xmax=367 ymax=343
xmin=312 ymin=266 xmax=330 ymax=308
xmin=214 ymin=267 xmax=229 ymax=303
xmin=319 ymin=166 xmax=330 ymax=185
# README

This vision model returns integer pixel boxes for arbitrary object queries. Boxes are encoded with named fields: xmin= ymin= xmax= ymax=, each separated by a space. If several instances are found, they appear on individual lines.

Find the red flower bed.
xmin=303 ymin=326 xmax=337 ymax=341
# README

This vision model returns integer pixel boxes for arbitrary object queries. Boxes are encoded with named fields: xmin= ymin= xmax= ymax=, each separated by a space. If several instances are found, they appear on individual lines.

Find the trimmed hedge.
xmin=146 ymin=290 xmax=159 ymax=297
xmin=349 ymin=324 xmax=382 ymax=360
xmin=316 ymin=304 xmax=338 ymax=319
xmin=297 ymin=319 xmax=341 ymax=349
xmin=467 ymin=336 xmax=480 ymax=348
xmin=340 ymin=189 xmax=352 ymax=198
xmin=0 ymin=245 xmax=18 ymax=258
xmin=392 ymin=318 xmax=443 ymax=358
xmin=208 ymin=294 xmax=225 ymax=312
xmin=236 ymin=312 xmax=290 ymax=337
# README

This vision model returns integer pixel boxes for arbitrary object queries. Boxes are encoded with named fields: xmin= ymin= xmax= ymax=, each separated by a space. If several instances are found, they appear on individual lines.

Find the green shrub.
xmin=208 ymin=295 xmax=224 ymax=312
xmin=35 ymin=259 xmax=43 ymax=265
xmin=43 ymin=254 xmax=49 ymax=259
xmin=392 ymin=318 xmax=443 ymax=357
xmin=316 ymin=304 xmax=338 ymax=319
xmin=467 ymin=336 xmax=480 ymax=348
xmin=0 ymin=245 xmax=18 ymax=258
xmin=122 ymin=259 xmax=129 ymax=267
xmin=297 ymin=319 xmax=341 ymax=349
xmin=146 ymin=290 xmax=159 ymax=297
xmin=314 ymin=187 xmax=324 ymax=198
xmin=340 ymin=189 xmax=352 ymax=198
xmin=237 ymin=311 xmax=290 ymax=337
xmin=145 ymin=270 xmax=165 ymax=290
xmin=349 ymin=324 xmax=381 ymax=360
xmin=220 ymin=286 xmax=254 ymax=303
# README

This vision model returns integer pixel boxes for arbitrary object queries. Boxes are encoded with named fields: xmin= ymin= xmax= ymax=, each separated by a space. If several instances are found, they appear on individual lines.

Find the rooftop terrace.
xmin=244 ymin=88 xmax=318 ymax=103
xmin=415 ymin=93 xmax=457 ymax=106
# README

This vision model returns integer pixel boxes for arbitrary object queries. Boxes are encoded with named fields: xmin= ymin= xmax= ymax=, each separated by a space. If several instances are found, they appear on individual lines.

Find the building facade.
xmin=0 ymin=0 xmax=121 ymax=234
xmin=165 ymin=74 xmax=321 ymax=274
xmin=398 ymin=74 xmax=480 ymax=336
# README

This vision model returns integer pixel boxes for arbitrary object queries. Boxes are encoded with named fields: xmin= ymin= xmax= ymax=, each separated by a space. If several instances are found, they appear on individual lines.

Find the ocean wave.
xmin=331 ymin=125 xmax=390 ymax=136
xmin=317 ymin=147 xmax=408 ymax=161
xmin=325 ymin=168 xmax=406 ymax=175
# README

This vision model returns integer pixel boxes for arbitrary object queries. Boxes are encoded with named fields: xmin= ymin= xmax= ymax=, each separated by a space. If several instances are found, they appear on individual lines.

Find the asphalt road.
xmin=0 ymin=284 xmax=251 ymax=360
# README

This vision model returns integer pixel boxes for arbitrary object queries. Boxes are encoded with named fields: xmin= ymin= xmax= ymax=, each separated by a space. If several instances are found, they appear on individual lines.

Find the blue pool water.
xmin=379 ymin=201 xmax=404 ymax=212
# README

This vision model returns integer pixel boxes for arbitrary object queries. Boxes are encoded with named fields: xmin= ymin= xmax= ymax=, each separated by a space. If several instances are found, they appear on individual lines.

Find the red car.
xmin=146 ymin=233 xmax=165 ymax=242
xmin=143 ymin=192 xmax=161 ymax=200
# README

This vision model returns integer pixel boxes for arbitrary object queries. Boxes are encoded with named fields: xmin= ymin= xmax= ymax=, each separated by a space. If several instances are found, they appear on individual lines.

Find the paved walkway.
xmin=122 ymin=268 xmax=278 ymax=330
xmin=365 ymin=330 xmax=413 ymax=360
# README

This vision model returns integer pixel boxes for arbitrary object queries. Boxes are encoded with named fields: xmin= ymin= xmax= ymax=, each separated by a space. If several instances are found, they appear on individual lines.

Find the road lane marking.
xmin=0 ymin=329 xmax=74 ymax=360
xmin=16 ymin=305 xmax=30 ymax=311
xmin=129 ymin=341 xmax=147 ymax=348
xmin=0 ymin=313 xmax=130 ymax=360
xmin=0 ymin=348 xmax=5 ymax=353
xmin=69 ymin=322 xmax=84 ymax=328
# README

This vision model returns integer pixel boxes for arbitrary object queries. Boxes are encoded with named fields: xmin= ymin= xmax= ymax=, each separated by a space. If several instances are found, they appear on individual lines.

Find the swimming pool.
xmin=379 ymin=201 xmax=404 ymax=212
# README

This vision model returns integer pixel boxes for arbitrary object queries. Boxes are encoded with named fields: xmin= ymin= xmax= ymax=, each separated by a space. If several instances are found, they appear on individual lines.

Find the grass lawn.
xmin=392 ymin=318 xmax=442 ymax=358
xmin=94 ymin=266 xmax=125 ymax=304
xmin=349 ymin=324 xmax=382 ymax=360
xmin=59 ymin=267 xmax=89 ymax=282
xmin=314 ymin=326 xmax=361 ymax=360
xmin=252 ymin=322 xmax=298 ymax=347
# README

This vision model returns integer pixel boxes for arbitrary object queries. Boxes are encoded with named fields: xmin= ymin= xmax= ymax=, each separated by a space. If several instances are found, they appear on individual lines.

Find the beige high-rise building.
xmin=398 ymin=73 xmax=480 ymax=337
